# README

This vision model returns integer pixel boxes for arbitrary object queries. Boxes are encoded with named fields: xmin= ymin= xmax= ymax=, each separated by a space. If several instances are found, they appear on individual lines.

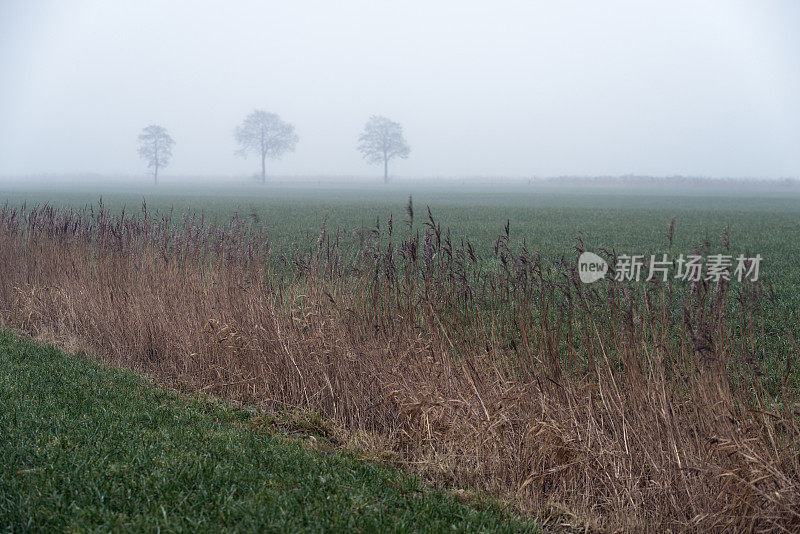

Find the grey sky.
xmin=1 ymin=0 xmax=798 ymax=178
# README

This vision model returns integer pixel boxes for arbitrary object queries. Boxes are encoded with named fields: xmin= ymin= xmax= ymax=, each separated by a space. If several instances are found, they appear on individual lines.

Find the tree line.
xmin=137 ymin=111 xmax=410 ymax=185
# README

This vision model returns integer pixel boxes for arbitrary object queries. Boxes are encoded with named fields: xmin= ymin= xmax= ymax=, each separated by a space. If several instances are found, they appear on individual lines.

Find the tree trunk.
xmin=154 ymin=164 xmax=158 ymax=186
xmin=261 ymin=152 xmax=266 ymax=184
xmin=383 ymin=155 xmax=388 ymax=184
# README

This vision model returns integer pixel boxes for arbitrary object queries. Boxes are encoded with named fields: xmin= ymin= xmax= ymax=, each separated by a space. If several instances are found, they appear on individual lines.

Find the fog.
xmin=1 ymin=0 xmax=798 ymax=180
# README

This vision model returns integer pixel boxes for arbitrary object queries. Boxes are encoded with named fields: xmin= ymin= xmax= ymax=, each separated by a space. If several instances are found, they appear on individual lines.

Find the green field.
xmin=3 ymin=183 xmax=799 ymax=277
xmin=0 ymin=330 xmax=534 ymax=532
xmin=3 ymin=182 xmax=798 ymax=258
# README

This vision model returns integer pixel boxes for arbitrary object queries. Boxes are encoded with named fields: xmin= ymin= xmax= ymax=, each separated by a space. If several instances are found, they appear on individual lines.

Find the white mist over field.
xmin=0 ymin=0 xmax=798 ymax=180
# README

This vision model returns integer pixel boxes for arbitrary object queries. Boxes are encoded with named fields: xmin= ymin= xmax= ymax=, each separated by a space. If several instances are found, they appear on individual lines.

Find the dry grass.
xmin=0 ymin=201 xmax=798 ymax=532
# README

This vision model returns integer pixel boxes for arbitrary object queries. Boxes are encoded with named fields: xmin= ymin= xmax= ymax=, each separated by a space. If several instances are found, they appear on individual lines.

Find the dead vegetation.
xmin=0 ymin=200 xmax=797 ymax=532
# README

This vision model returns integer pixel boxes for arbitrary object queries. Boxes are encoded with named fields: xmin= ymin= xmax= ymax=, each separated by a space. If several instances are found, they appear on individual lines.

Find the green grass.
xmin=0 ymin=330 xmax=535 ymax=532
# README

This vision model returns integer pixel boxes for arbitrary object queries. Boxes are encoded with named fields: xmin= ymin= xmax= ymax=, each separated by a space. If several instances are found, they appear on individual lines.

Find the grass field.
xmin=3 ymin=182 xmax=798 ymax=275
xmin=0 ymin=329 xmax=534 ymax=532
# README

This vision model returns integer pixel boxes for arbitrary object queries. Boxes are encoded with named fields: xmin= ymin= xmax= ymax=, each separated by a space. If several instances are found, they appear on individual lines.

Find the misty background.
xmin=1 ymin=0 xmax=798 ymax=180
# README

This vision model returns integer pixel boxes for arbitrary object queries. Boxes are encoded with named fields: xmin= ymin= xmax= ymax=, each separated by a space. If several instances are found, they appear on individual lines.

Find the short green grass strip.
xmin=0 ymin=330 xmax=535 ymax=532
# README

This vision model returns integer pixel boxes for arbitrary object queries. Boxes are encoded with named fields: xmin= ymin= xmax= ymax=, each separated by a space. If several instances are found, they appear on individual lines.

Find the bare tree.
xmin=234 ymin=110 xmax=298 ymax=184
xmin=358 ymin=115 xmax=410 ymax=184
xmin=137 ymin=125 xmax=174 ymax=185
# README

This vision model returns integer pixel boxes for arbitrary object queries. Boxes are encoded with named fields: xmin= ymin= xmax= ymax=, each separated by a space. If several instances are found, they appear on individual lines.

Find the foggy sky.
xmin=1 ymin=0 xmax=798 ymax=179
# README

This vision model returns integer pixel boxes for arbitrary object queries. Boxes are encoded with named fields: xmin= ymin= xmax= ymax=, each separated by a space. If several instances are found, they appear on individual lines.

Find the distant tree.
xmin=358 ymin=115 xmax=410 ymax=184
xmin=137 ymin=125 xmax=175 ymax=185
xmin=234 ymin=110 xmax=298 ymax=184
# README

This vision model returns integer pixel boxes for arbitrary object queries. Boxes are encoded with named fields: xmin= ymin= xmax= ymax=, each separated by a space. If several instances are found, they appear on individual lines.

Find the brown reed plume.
xmin=0 ymin=200 xmax=797 ymax=532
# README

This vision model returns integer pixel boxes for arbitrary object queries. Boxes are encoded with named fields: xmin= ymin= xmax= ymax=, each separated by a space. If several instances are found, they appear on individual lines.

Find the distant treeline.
xmin=2 ymin=173 xmax=799 ymax=188
xmin=535 ymin=175 xmax=800 ymax=188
